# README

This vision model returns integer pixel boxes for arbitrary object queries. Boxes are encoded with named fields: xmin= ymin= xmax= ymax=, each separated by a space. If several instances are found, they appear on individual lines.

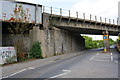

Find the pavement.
xmin=1 ymin=47 xmax=119 ymax=80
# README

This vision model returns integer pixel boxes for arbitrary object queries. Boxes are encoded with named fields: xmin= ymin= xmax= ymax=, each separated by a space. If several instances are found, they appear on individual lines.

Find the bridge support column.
xmin=102 ymin=31 xmax=110 ymax=51
xmin=29 ymin=26 xmax=46 ymax=58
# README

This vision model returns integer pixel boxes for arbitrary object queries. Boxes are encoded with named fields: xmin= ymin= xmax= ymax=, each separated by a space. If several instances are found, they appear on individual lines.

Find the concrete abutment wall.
xmin=30 ymin=13 xmax=85 ymax=57
xmin=30 ymin=26 xmax=85 ymax=57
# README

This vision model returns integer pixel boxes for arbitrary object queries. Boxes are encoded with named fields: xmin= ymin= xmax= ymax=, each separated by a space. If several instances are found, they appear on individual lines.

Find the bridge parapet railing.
xmin=43 ymin=6 xmax=119 ymax=25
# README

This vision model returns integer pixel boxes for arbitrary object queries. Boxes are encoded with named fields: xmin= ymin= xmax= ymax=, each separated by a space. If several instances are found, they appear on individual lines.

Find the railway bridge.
xmin=1 ymin=0 xmax=120 ymax=57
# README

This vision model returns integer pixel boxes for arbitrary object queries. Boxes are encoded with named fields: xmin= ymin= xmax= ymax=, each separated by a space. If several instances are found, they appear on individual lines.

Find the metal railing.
xmin=43 ymin=6 xmax=119 ymax=25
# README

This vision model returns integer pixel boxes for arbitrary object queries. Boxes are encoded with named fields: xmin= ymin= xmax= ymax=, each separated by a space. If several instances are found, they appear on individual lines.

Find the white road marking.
xmin=99 ymin=57 xmax=110 ymax=58
xmin=2 ymin=68 xmax=28 ymax=79
xmin=111 ymin=53 xmax=113 ymax=56
xmin=111 ymin=56 xmax=113 ymax=61
xmin=2 ymin=66 xmax=36 ymax=79
xmin=92 ymin=59 xmax=109 ymax=62
xmin=90 ymin=52 xmax=114 ymax=62
xmin=8 ymin=69 xmax=27 ymax=77
xmin=115 ymin=61 xmax=119 ymax=64
xmin=90 ymin=56 xmax=95 ymax=61
xmin=2 ymin=76 xmax=9 ymax=79
xmin=28 ymin=67 xmax=35 ymax=69
xmin=50 ymin=70 xmax=71 ymax=78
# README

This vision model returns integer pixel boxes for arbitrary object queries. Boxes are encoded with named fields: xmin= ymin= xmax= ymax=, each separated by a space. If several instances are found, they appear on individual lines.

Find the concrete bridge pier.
xmin=29 ymin=26 xmax=46 ymax=57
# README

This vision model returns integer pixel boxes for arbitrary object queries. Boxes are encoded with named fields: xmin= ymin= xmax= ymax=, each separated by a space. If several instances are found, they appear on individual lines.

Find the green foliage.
xmin=83 ymin=36 xmax=104 ymax=49
xmin=2 ymin=4 xmax=34 ymax=34
xmin=5 ymin=56 xmax=17 ymax=64
xmin=83 ymin=36 xmax=115 ymax=49
xmin=109 ymin=38 xmax=114 ymax=45
xmin=14 ymin=37 xmax=26 ymax=62
xmin=29 ymin=41 xmax=43 ymax=59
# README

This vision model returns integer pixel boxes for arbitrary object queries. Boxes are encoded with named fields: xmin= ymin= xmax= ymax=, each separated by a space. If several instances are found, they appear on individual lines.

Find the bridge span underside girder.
xmin=56 ymin=26 xmax=119 ymax=36
xmin=49 ymin=14 xmax=120 ymax=36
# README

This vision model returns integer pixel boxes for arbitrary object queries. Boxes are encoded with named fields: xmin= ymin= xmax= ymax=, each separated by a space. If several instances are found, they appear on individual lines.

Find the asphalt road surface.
xmin=2 ymin=48 xmax=119 ymax=80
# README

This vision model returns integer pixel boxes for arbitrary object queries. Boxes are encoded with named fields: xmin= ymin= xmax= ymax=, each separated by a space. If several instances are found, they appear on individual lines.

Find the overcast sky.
xmin=16 ymin=0 xmax=119 ymax=40
xmin=17 ymin=0 xmax=119 ymax=18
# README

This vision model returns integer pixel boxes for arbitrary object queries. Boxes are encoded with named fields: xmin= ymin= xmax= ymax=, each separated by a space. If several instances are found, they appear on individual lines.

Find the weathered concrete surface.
xmin=41 ymin=12 xmax=120 ymax=54
xmin=0 ymin=1 xmax=2 ymax=47
xmin=53 ymin=27 xmax=85 ymax=55
xmin=29 ymin=13 xmax=85 ymax=57
xmin=30 ymin=26 xmax=85 ymax=57
xmin=118 ymin=1 xmax=120 ymax=25
xmin=44 ymin=13 xmax=85 ymax=57
xmin=48 ymin=14 xmax=120 ymax=36
xmin=2 ymin=34 xmax=30 ymax=51
xmin=0 ymin=21 xmax=2 ymax=47
xmin=29 ymin=27 xmax=46 ymax=57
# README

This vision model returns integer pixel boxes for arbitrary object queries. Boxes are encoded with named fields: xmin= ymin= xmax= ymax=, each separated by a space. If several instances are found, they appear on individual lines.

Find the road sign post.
xmin=102 ymin=34 xmax=110 ymax=52
xmin=103 ymin=35 xmax=108 ymax=40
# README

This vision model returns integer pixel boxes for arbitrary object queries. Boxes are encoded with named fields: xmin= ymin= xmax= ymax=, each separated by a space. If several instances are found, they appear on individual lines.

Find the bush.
xmin=14 ymin=37 xmax=26 ymax=62
xmin=29 ymin=41 xmax=43 ymax=59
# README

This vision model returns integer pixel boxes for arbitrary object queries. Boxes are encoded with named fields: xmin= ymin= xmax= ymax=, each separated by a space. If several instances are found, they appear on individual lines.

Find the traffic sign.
xmin=103 ymin=35 xmax=108 ymax=40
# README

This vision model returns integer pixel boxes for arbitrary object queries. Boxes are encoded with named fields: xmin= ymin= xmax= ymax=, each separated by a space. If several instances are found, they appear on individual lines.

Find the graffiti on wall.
xmin=0 ymin=47 xmax=17 ymax=65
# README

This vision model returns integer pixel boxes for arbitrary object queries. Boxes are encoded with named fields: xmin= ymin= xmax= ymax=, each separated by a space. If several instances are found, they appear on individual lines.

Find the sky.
xmin=16 ymin=0 xmax=119 ymax=41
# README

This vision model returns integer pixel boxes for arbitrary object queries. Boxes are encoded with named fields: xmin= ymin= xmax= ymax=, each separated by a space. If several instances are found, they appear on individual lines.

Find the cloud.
xmin=16 ymin=0 xmax=76 ymax=4
xmin=71 ymin=0 xmax=119 ymax=19
xmin=16 ymin=0 xmax=37 ymax=3
xmin=16 ymin=0 xmax=119 ymax=19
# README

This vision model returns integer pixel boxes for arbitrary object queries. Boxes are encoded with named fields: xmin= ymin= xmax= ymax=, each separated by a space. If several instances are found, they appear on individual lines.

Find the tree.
xmin=109 ymin=38 xmax=114 ymax=45
xmin=2 ymin=4 xmax=35 ymax=34
xmin=29 ymin=41 xmax=43 ymax=59
xmin=2 ymin=4 xmax=35 ymax=61
xmin=82 ymin=36 xmax=104 ymax=49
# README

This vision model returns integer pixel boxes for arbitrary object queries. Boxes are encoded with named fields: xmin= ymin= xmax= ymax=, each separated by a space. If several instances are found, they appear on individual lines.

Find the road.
xmin=2 ymin=48 xmax=119 ymax=80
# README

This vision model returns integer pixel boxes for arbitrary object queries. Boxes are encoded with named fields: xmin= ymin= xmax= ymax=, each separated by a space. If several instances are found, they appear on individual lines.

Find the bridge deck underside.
xmin=56 ymin=26 xmax=119 ymax=36
xmin=50 ymin=14 xmax=120 ymax=36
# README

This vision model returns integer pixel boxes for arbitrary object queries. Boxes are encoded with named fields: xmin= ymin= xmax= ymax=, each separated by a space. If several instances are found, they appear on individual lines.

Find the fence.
xmin=43 ymin=6 xmax=119 ymax=25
